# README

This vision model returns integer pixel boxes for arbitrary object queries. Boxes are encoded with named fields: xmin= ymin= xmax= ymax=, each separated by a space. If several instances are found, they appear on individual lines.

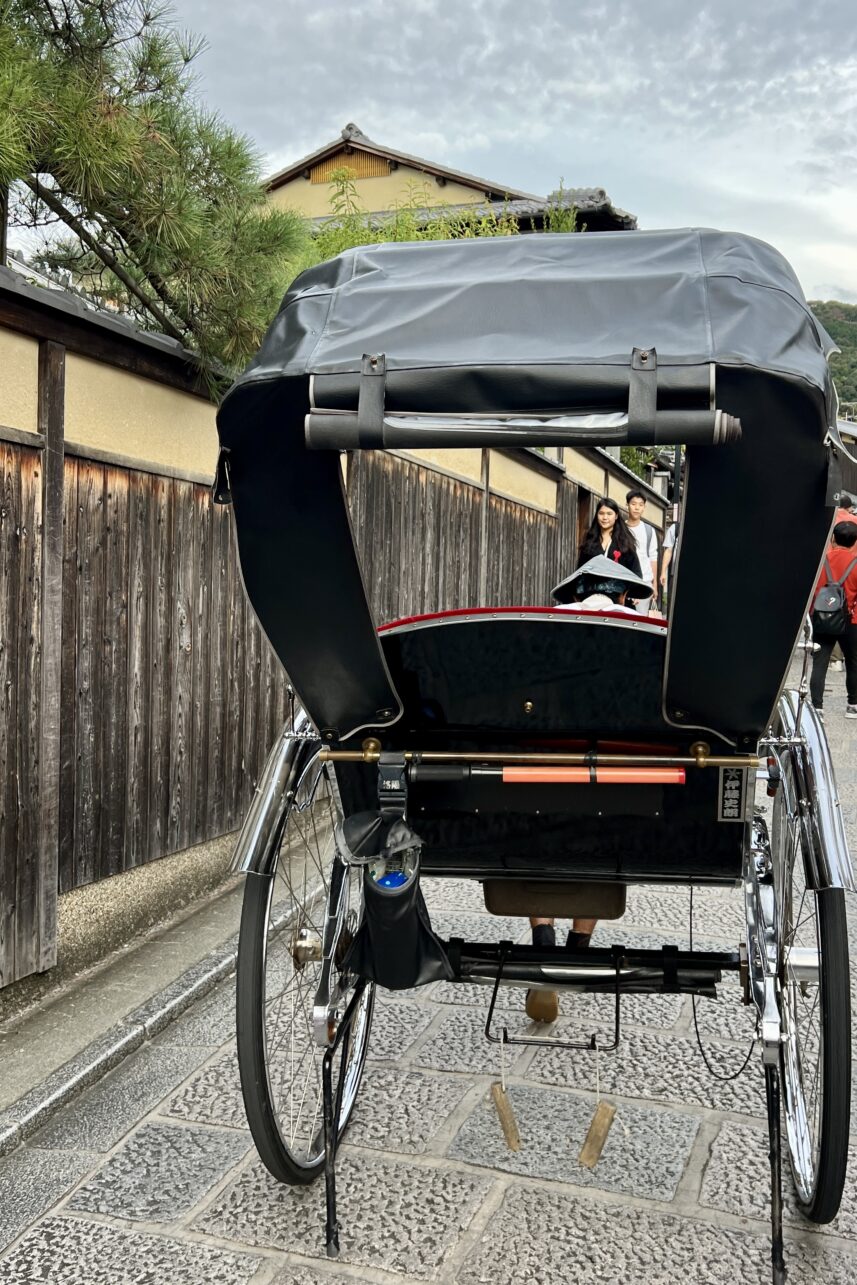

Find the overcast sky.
xmin=178 ymin=1 xmax=855 ymax=299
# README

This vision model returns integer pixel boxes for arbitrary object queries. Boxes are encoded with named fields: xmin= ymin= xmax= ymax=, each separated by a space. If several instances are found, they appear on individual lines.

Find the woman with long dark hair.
xmin=578 ymin=497 xmax=642 ymax=575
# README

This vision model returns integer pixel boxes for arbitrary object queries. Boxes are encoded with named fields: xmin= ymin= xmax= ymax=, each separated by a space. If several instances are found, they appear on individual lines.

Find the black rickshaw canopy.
xmin=217 ymin=228 xmax=839 ymax=747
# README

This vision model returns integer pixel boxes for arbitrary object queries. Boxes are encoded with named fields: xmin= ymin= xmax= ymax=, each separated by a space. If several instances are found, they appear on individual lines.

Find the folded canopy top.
xmin=216 ymin=228 xmax=839 ymax=747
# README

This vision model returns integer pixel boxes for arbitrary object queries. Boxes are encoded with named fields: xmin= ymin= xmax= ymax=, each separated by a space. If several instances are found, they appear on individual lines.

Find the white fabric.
xmin=664 ymin=524 xmax=677 ymax=550
xmin=558 ymin=594 xmax=639 ymax=615
xmin=627 ymin=520 xmax=658 ymax=583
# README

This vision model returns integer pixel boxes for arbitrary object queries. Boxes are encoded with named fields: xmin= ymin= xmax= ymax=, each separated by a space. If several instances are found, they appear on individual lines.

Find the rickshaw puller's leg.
xmin=764 ymin=1063 xmax=787 ymax=1285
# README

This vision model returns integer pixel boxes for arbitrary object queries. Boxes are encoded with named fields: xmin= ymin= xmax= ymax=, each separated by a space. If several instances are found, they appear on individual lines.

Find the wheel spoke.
xmin=237 ymin=748 xmax=373 ymax=1178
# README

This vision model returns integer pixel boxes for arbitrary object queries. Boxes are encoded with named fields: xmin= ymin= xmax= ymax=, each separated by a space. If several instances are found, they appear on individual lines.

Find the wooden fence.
xmin=3 ymin=267 xmax=645 ymax=988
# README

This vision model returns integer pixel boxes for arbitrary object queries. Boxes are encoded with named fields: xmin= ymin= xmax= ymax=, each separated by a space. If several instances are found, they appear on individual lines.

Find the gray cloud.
xmin=170 ymin=0 xmax=857 ymax=293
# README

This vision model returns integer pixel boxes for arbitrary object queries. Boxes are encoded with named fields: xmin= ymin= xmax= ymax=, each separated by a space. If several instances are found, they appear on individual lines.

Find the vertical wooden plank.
xmin=16 ymin=449 xmax=44 ymax=973
xmin=36 ymin=340 xmax=64 ymax=967
xmin=190 ymin=484 xmax=212 ymax=846
xmin=125 ymin=468 xmax=151 ymax=869
xmin=168 ymin=480 xmax=194 ymax=854
xmin=206 ymin=504 xmax=229 ymax=838
xmin=100 ymin=464 xmax=129 ymax=878
xmin=0 ymin=441 xmax=21 ymax=985
xmin=223 ymin=522 xmax=246 ymax=831
xmin=73 ymin=458 xmax=104 ymax=889
xmin=58 ymin=456 xmax=79 ymax=892
xmin=148 ymin=473 xmax=172 ymax=860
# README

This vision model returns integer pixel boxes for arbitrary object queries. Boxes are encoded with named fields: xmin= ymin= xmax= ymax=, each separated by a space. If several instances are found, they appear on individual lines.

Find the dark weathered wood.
xmin=73 ymin=457 xmax=106 ymax=888
xmin=0 ymin=424 xmax=45 ymax=449
xmin=124 ymin=469 xmax=151 ymax=870
xmin=11 ymin=450 xmax=43 ymax=983
xmin=0 ymin=441 xmax=15 ymax=982
xmin=36 ymin=340 xmax=64 ymax=969
xmin=100 ymin=465 xmax=129 ymax=877
xmin=206 ymin=504 xmax=230 ymax=837
xmin=190 ymin=484 xmax=212 ymax=846
xmin=168 ymin=482 xmax=194 ymax=853
xmin=148 ymin=474 xmax=173 ymax=859
xmin=58 ymin=456 xmax=79 ymax=892
xmin=64 ymin=438 xmax=214 ymax=487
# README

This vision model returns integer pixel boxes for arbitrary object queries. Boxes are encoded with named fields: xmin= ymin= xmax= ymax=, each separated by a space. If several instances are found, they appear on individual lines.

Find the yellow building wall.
xmin=488 ymin=450 xmax=557 ymax=514
xmin=0 ymin=329 xmax=40 ymax=435
xmin=564 ymin=449 xmax=607 ymax=495
xmin=64 ymin=355 xmax=217 ymax=477
xmin=399 ymin=447 xmax=484 ymax=485
xmin=270 ymin=164 xmax=487 ymax=218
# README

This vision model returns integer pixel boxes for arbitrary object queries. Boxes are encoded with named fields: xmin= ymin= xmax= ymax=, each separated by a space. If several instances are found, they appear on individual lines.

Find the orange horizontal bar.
xmin=501 ymin=767 xmax=686 ymax=785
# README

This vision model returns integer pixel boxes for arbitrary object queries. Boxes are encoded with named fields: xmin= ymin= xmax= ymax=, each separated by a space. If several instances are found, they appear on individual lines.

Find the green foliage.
xmin=299 ymin=167 xmax=583 ymax=275
xmin=810 ymin=300 xmax=857 ymax=407
xmin=620 ymin=447 xmax=650 ymax=478
xmin=0 ymin=0 xmax=307 ymax=382
xmin=298 ymin=169 xmax=523 ymax=271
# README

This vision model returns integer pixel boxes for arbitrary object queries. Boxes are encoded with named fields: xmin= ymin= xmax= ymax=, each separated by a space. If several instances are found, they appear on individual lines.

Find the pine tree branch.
xmin=23 ymin=173 xmax=188 ymax=344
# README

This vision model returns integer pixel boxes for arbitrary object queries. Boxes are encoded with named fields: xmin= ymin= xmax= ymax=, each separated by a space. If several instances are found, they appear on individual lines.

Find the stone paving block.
xmin=0 ymin=1148 xmax=98 ymax=1251
xmin=528 ymin=1023 xmax=766 ymax=1115
xmin=67 ymin=1120 xmax=250 ymax=1222
xmin=195 ymin=1152 xmax=493 ymax=1279
xmin=429 ymin=910 xmax=526 ymax=944
xmin=0 ymin=1213 xmax=263 ymax=1284
xmin=30 ymin=1044 xmax=210 ymax=1151
xmin=428 ymin=977 xmax=684 ymax=1031
xmin=164 ymin=1047 xmax=247 ymax=1130
xmin=422 ymin=878 xmax=487 ymax=914
xmin=700 ymin=1120 xmax=857 ymax=1240
xmin=269 ymin=1267 xmax=375 ymax=1285
xmin=690 ymin=976 xmax=758 ymax=1043
xmin=155 ymin=979 xmax=236 ymax=1048
xmin=412 ymin=1006 xmax=531 ymax=1076
xmin=456 ymin=1183 xmax=857 ymax=1285
xmin=623 ymin=884 xmax=744 ymax=941
xmin=367 ymin=997 xmax=436 ymax=1062
xmin=448 ymin=1081 xmax=698 ymax=1200
xmin=345 ymin=1067 xmax=473 ymax=1155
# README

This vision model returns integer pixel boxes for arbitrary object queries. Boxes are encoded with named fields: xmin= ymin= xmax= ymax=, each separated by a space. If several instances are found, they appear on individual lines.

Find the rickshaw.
xmin=213 ymin=229 xmax=854 ymax=1285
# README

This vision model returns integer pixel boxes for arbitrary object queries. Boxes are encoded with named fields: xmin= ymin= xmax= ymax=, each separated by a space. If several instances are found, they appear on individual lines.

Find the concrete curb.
xmin=0 ymin=896 xmax=302 ymax=1158
xmin=0 ymin=940 xmax=239 ymax=1159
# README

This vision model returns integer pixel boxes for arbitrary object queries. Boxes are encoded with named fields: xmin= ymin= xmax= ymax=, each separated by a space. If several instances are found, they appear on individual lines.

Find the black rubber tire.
xmin=788 ymin=886 xmax=851 ymax=1223
xmin=770 ymin=717 xmax=852 ymax=1225
xmin=236 ymin=860 xmax=373 ymax=1184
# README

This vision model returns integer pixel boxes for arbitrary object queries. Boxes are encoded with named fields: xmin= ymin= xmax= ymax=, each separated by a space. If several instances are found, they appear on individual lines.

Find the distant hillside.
xmin=810 ymin=301 xmax=857 ymax=406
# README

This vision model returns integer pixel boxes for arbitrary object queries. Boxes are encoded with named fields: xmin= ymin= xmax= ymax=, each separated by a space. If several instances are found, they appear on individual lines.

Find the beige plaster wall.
xmin=399 ymin=447 xmax=484 ymax=485
xmin=270 ymin=165 xmax=486 ymax=218
xmin=0 ymin=329 xmax=40 ymax=435
xmin=64 ymin=355 xmax=217 ymax=477
xmin=489 ymin=450 xmax=557 ymax=513
xmin=564 ymin=449 xmax=607 ymax=495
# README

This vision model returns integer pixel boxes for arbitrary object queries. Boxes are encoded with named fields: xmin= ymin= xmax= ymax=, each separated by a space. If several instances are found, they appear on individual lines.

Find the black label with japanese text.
xmin=718 ymin=767 xmax=747 ymax=822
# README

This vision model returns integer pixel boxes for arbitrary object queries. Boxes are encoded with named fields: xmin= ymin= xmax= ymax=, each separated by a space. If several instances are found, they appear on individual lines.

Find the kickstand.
xmin=322 ymin=979 xmax=367 ymax=1259
xmin=764 ymin=1063 xmax=787 ymax=1284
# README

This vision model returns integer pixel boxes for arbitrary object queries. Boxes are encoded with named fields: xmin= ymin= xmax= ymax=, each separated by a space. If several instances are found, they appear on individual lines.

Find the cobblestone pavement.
xmin=3 ymin=671 xmax=857 ymax=1283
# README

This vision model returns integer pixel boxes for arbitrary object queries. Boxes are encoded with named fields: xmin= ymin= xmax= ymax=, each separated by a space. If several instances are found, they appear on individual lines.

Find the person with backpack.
xmin=625 ymin=489 xmax=659 ymax=614
xmin=810 ymin=521 xmax=857 ymax=718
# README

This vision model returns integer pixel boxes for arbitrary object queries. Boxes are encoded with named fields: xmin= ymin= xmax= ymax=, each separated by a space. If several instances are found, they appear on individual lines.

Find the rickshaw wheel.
xmin=772 ymin=745 xmax=851 ymax=1223
xmin=235 ymin=756 xmax=374 ymax=1185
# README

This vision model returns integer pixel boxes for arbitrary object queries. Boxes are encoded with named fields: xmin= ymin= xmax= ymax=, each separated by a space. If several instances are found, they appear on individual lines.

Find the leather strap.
xmin=627 ymin=347 xmax=657 ymax=444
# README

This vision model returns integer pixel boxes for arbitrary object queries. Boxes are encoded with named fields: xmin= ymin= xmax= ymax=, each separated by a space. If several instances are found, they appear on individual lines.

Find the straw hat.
xmin=552 ymin=554 xmax=654 ymax=604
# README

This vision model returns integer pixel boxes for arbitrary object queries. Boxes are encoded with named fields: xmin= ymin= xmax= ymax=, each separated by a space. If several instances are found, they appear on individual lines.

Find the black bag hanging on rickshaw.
xmin=340 ymin=813 xmax=453 ymax=990
xmin=811 ymin=556 xmax=857 ymax=635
